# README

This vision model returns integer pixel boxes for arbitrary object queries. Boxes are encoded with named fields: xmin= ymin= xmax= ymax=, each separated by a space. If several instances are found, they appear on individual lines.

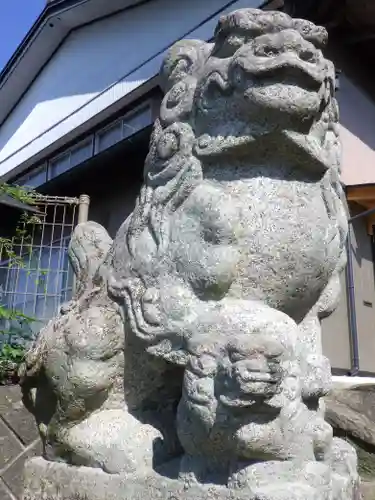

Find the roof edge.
xmin=0 ymin=0 xmax=78 ymax=86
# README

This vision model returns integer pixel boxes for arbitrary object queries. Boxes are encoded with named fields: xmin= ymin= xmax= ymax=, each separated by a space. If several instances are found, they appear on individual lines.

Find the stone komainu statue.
xmin=20 ymin=8 xmax=359 ymax=500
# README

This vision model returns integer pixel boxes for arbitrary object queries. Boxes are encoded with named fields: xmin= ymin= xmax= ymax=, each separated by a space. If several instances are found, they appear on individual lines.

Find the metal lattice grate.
xmin=0 ymin=194 xmax=83 ymax=345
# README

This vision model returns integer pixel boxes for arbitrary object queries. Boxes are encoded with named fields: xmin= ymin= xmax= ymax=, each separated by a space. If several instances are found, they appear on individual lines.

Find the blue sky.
xmin=0 ymin=0 xmax=45 ymax=71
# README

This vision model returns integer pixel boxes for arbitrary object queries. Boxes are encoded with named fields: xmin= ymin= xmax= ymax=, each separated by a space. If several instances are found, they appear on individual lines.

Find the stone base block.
xmin=23 ymin=452 xmax=361 ymax=500
xmin=22 ymin=457 xmax=248 ymax=500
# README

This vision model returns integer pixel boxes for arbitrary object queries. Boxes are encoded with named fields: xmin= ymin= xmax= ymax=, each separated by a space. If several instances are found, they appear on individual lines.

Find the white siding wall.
xmin=0 ymin=0 xmax=260 ymax=177
xmin=338 ymin=74 xmax=375 ymax=186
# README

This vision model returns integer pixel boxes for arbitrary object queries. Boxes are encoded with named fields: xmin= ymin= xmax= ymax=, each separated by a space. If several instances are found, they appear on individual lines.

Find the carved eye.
xmin=166 ymin=81 xmax=187 ymax=108
xmin=170 ymin=58 xmax=190 ymax=82
xmin=156 ymin=131 xmax=179 ymax=160
xmin=188 ymin=378 xmax=213 ymax=405
xmin=190 ymin=354 xmax=217 ymax=377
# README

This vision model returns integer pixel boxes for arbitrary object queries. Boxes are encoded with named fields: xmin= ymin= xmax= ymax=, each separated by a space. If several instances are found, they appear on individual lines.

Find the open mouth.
xmin=219 ymin=379 xmax=281 ymax=408
xmin=217 ymin=366 xmax=283 ymax=408
xmin=237 ymin=370 xmax=281 ymax=383
xmin=234 ymin=51 xmax=325 ymax=89
xmin=193 ymin=51 xmax=334 ymax=160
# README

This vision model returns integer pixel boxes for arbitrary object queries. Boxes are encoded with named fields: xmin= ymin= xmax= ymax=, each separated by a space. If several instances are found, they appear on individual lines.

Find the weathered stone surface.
xmin=0 ymin=385 xmax=39 ymax=445
xmin=19 ymin=7 xmax=357 ymax=500
xmin=325 ymin=386 xmax=375 ymax=447
xmin=325 ymin=385 xmax=375 ymax=480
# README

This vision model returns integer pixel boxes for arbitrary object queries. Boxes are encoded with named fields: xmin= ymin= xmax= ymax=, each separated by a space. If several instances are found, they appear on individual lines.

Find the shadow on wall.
xmin=349 ymin=208 xmax=374 ymax=269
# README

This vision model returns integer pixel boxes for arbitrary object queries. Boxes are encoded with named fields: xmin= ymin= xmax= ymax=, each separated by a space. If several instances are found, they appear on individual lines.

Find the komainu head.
xmin=158 ymin=8 xmax=339 ymax=173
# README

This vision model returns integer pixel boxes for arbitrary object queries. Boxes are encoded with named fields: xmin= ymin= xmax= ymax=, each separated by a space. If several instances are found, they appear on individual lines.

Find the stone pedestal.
xmin=23 ymin=457 xmax=246 ymax=500
xmin=23 ymin=447 xmax=361 ymax=500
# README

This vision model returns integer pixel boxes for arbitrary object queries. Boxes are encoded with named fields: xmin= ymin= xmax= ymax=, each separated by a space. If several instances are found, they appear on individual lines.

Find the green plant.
xmin=0 ymin=183 xmax=35 ymax=204
xmin=0 ymin=306 xmax=35 ymax=326
xmin=0 ymin=305 xmax=34 ymax=382
xmin=1 ymin=343 xmax=25 ymax=363
xmin=0 ymin=343 xmax=25 ymax=384
xmin=0 ymin=305 xmax=36 ymax=384
xmin=0 ymin=336 xmax=26 ymax=384
xmin=0 ymin=183 xmax=39 ymax=384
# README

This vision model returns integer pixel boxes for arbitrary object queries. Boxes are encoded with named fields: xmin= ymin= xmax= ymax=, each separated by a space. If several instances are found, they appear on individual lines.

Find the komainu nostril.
xmin=299 ymin=49 xmax=316 ymax=63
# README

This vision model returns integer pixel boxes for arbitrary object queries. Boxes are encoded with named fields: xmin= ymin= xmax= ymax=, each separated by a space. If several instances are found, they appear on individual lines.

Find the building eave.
xmin=346 ymin=184 xmax=375 ymax=235
xmin=0 ymin=0 xmax=150 ymax=127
